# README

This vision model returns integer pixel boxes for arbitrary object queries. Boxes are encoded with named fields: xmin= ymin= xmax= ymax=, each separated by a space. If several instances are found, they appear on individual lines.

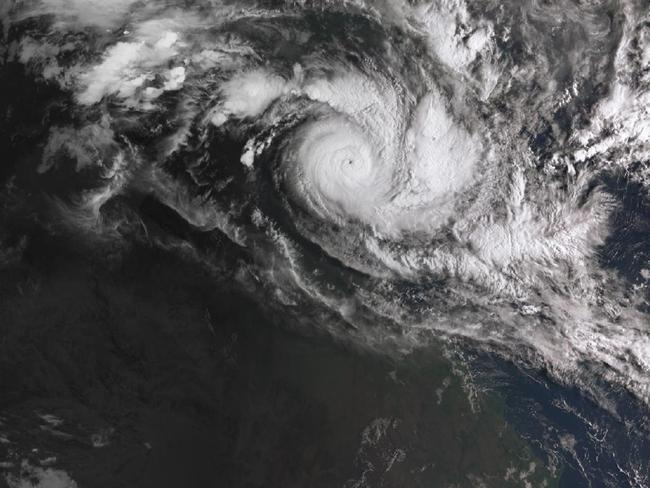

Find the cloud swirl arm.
xmin=3 ymin=0 xmax=650 ymax=482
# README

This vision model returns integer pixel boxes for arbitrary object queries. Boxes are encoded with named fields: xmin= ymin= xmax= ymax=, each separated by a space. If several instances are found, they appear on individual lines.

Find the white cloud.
xmin=210 ymin=69 xmax=294 ymax=126
xmin=13 ymin=0 xmax=140 ymax=29
xmin=5 ymin=461 xmax=77 ymax=488
xmin=40 ymin=120 xmax=117 ymax=173
xmin=76 ymin=30 xmax=184 ymax=106
xmin=77 ymin=41 xmax=147 ymax=105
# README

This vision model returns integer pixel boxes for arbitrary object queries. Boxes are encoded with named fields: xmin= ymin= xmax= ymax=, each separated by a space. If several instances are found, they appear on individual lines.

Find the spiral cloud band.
xmin=5 ymin=0 xmax=650 ymax=438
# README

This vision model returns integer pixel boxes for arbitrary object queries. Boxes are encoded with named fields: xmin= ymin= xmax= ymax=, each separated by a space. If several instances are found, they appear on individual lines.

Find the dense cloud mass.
xmin=1 ymin=0 xmax=650 ymax=485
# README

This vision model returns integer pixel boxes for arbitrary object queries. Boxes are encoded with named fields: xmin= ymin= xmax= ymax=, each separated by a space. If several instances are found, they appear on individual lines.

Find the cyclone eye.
xmin=281 ymin=114 xmax=395 ymax=223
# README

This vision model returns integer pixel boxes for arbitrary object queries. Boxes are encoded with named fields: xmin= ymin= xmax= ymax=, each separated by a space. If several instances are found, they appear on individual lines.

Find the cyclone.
xmin=2 ymin=0 xmax=650 ymax=485
xmin=284 ymin=112 xmax=390 ymax=223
